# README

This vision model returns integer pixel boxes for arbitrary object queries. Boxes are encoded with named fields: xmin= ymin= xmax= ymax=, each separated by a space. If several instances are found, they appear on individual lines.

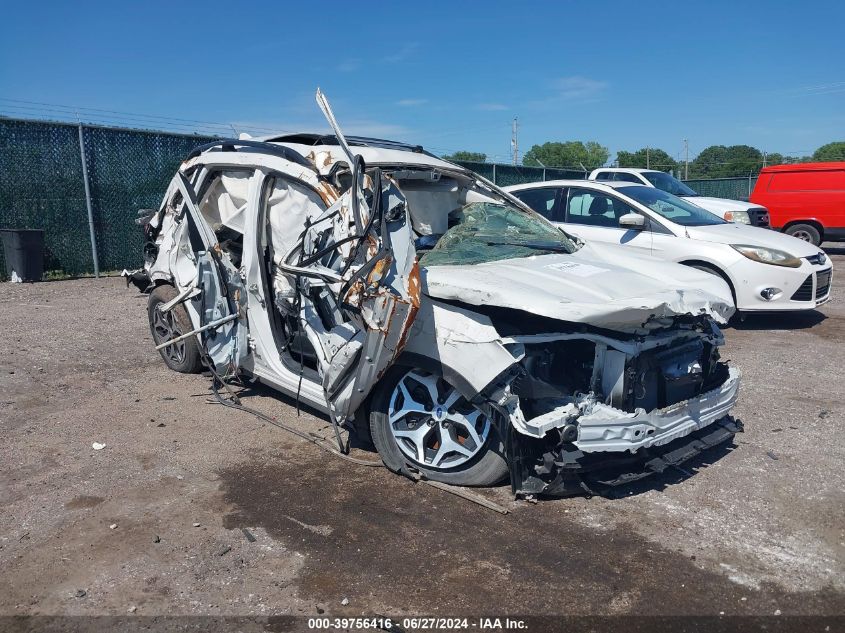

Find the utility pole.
xmin=762 ymin=151 xmax=767 ymax=168
xmin=511 ymin=117 xmax=519 ymax=165
xmin=646 ymin=146 xmax=650 ymax=169
xmin=683 ymin=139 xmax=689 ymax=180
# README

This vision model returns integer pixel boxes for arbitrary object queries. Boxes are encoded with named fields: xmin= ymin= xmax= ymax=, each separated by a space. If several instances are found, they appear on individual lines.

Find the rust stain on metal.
xmin=407 ymin=262 xmax=421 ymax=309
xmin=366 ymin=236 xmax=378 ymax=259
xmin=396 ymin=262 xmax=421 ymax=352
xmin=367 ymin=255 xmax=392 ymax=286
xmin=315 ymin=181 xmax=340 ymax=205
xmin=343 ymin=279 xmax=364 ymax=309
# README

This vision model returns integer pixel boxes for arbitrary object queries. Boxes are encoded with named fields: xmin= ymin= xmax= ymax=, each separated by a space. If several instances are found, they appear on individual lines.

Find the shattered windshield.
xmin=420 ymin=201 xmax=578 ymax=266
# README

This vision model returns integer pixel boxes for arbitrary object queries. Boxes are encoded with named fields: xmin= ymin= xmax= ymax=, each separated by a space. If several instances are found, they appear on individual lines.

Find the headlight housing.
xmin=724 ymin=210 xmax=751 ymax=224
xmin=731 ymin=244 xmax=801 ymax=268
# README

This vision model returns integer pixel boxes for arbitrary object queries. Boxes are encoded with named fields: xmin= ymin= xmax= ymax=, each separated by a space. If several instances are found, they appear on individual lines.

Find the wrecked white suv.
xmin=131 ymin=93 xmax=742 ymax=497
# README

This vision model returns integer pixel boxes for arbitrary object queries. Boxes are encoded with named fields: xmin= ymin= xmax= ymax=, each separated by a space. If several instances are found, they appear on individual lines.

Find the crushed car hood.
xmin=421 ymin=242 xmax=735 ymax=332
xmin=684 ymin=222 xmax=821 ymax=257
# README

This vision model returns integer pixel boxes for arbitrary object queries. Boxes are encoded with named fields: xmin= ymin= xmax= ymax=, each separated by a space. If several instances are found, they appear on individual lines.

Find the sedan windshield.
xmin=642 ymin=171 xmax=699 ymax=197
xmin=420 ymin=201 xmax=578 ymax=266
xmin=619 ymin=186 xmax=726 ymax=226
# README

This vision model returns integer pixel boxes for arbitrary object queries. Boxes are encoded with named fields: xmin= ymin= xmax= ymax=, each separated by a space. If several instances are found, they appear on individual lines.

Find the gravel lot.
xmin=1 ymin=248 xmax=843 ymax=620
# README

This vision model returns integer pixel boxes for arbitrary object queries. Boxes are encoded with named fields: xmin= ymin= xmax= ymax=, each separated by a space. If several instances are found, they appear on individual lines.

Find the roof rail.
xmin=186 ymin=138 xmax=314 ymax=169
xmin=266 ymin=133 xmax=432 ymax=156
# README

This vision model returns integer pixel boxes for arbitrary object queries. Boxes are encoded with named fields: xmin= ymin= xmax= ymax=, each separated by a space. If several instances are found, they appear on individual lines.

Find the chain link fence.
xmin=0 ymin=118 xmax=215 ymax=278
xmin=683 ymin=176 xmax=758 ymax=201
xmin=451 ymin=161 xmax=587 ymax=186
xmin=1 ymin=117 xmax=762 ymax=279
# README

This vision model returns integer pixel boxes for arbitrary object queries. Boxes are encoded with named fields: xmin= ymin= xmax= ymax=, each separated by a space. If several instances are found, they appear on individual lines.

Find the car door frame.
xmin=163 ymin=169 xmax=253 ymax=379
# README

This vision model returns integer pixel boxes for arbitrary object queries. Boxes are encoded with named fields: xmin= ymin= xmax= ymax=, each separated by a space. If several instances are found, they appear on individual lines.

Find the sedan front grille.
xmin=816 ymin=269 xmax=832 ymax=299
xmin=790 ymin=269 xmax=832 ymax=302
xmin=791 ymin=275 xmax=814 ymax=301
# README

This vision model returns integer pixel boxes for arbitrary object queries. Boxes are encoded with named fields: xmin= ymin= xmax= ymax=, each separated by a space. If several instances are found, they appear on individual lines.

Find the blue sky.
xmin=1 ymin=1 xmax=843 ymax=163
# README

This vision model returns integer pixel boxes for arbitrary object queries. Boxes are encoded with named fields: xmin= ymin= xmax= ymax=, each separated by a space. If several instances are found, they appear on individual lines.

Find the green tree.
xmin=523 ymin=141 xmax=609 ymax=169
xmin=442 ymin=150 xmax=487 ymax=162
xmin=689 ymin=145 xmax=763 ymax=178
xmin=616 ymin=147 xmax=678 ymax=171
xmin=812 ymin=142 xmax=845 ymax=162
xmin=767 ymin=153 xmax=811 ymax=165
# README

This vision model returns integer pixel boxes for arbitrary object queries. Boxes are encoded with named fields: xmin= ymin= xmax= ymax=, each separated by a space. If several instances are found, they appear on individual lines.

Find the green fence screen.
xmin=683 ymin=176 xmax=757 ymax=201
xmin=0 ymin=118 xmax=214 ymax=278
xmin=0 ymin=117 xmax=760 ymax=279
xmin=452 ymin=161 xmax=586 ymax=186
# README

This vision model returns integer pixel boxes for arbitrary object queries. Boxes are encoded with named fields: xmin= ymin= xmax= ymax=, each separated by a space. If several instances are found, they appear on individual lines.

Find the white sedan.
xmin=505 ymin=180 xmax=832 ymax=313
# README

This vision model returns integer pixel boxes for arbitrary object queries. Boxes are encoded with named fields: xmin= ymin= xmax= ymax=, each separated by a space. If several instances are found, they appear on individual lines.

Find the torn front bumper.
xmin=505 ymin=367 xmax=742 ymax=498
xmin=575 ymin=367 xmax=741 ymax=453
xmin=508 ymin=416 xmax=743 ymax=498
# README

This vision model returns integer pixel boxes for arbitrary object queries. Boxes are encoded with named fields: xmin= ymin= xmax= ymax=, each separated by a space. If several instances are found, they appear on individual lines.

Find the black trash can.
xmin=0 ymin=229 xmax=45 ymax=282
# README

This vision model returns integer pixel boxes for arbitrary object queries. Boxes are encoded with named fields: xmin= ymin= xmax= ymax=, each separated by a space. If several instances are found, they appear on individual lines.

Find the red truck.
xmin=750 ymin=162 xmax=845 ymax=246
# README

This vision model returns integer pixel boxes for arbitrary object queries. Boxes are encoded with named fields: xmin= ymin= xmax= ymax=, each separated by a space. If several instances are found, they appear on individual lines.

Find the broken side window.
xmin=197 ymin=169 xmax=254 ymax=268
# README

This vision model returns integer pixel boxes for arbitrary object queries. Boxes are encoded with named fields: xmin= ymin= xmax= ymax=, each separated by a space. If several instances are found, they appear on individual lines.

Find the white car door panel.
xmin=559 ymin=186 xmax=653 ymax=254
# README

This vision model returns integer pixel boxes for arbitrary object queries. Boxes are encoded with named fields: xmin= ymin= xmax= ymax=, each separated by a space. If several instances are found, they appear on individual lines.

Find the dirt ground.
xmin=1 ymin=248 xmax=843 ymax=622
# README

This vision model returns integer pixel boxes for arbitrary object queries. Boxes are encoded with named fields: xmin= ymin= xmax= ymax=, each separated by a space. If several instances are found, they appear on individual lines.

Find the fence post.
xmin=77 ymin=123 xmax=100 ymax=277
xmin=747 ymin=171 xmax=753 ymax=199
xmin=543 ymin=167 xmax=546 ymax=182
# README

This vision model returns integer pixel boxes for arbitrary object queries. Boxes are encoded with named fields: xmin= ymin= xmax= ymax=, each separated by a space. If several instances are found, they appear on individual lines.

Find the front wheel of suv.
xmin=369 ymin=366 xmax=509 ymax=486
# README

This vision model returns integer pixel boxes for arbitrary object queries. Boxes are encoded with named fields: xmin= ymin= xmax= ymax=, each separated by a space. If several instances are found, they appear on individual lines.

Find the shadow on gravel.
xmin=204 ymin=377 xmax=377 ymax=452
xmin=596 ymin=439 xmax=737 ymax=500
xmin=730 ymin=310 xmax=827 ymax=331
xmin=217 ymin=438 xmax=845 ymax=616
xmin=213 ymin=374 xmax=745 ymax=502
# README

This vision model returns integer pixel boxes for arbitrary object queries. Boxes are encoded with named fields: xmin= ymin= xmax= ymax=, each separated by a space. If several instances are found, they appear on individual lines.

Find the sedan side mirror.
xmin=619 ymin=212 xmax=645 ymax=230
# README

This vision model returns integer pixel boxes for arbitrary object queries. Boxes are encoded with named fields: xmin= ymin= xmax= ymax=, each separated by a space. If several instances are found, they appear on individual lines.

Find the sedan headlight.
xmin=724 ymin=210 xmax=751 ymax=224
xmin=731 ymin=244 xmax=801 ymax=268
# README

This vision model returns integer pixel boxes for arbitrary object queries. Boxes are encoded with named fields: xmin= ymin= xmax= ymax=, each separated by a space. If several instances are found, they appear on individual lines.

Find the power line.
xmin=0 ymin=97 xmax=293 ymax=136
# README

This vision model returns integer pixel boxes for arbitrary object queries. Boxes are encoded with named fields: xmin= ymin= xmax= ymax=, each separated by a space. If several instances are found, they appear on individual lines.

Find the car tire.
xmin=148 ymin=284 xmax=203 ymax=373
xmin=369 ymin=365 xmax=509 ymax=487
xmin=785 ymin=223 xmax=821 ymax=246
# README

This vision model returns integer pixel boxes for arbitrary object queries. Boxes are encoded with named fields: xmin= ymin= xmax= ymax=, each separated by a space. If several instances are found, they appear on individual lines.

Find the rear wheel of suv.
xmin=148 ymin=284 xmax=202 ymax=373
xmin=785 ymin=223 xmax=821 ymax=246
xmin=369 ymin=366 xmax=508 ymax=486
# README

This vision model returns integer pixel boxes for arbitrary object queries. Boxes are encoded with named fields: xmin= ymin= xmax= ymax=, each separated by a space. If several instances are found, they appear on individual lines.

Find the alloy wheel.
xmin=152 ymin=307 xmax=186 ymax=365
xmin=388 ymin=369 xmax=490 ymax=469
